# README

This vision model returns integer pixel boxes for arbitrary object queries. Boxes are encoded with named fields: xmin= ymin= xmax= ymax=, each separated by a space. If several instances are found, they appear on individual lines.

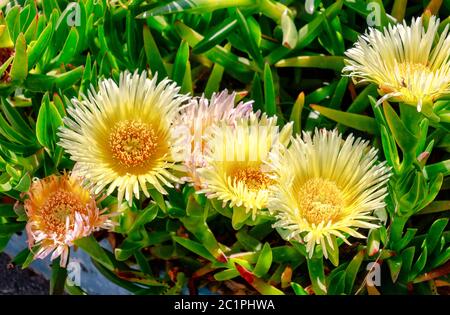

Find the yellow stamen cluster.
xmin=269 ymin=129 xmax=390 ymax=258
xmin=297 ymin=178 xmax=344 ymax=225
xmin=39 ymin=190 xmax=85 ymax=235
xmin=231 ymin=166 xmax=273 ymax=191
xmin=109 ymin=120 xmax=158 ymax=169
xmin=198 ymin=114 xmax=293 ymax=216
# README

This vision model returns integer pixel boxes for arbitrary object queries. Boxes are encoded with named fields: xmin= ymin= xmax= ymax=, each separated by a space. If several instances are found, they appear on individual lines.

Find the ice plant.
xmin=24 ymin=174 xmax=113 ymax=267
xmin=343 ymin=16 xmax=450 ymax=112
xmin=172 ymin=90 xmax=254 ymax=188
xmin=58 ymin=71 xmax=190 ymax=206
xmin=268 ymin=129 xmax=390 ymax=258
xmin=198 ymin=114 xmax=292 ymax=218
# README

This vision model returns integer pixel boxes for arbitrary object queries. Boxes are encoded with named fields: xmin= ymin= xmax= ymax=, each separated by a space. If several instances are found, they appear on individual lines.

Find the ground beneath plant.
xmin=0 ymin=252 xmax=49 ymax=295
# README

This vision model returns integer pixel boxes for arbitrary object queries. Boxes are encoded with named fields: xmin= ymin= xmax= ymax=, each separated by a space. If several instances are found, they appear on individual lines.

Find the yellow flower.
xmin=24 ymin=174 xmax=113 ymax=266
xmin=343 ymin=16 xmax=450 ymax=111
xmin=172 ymin=90 xmax=254 ymax=188
xmin=198 ymin=113 xmax=292 ymax=218
xmin=58 ymin=71 xmax=190 ymax=206
xmin=268 ymin=129 xmax=390 ymax=258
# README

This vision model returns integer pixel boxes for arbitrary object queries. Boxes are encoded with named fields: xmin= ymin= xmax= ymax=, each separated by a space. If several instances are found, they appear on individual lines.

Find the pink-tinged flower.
xmin=24 ymin=174 xmax=114 ymax=267
xmin=172 ymin=90 xmax=254 ymax=188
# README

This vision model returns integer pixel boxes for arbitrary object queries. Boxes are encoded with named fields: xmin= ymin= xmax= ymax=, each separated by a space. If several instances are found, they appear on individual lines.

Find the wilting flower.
xmin=58 ymin=71 xmax=190 ymax=206
xmin=198 ymin=114 xmax=292 ymax=218
xmin=24 ymin=174 xmax=113 ymax=266
xmin=343 ymin=16 xmax=450 ymax=111
xmin=172 ymin=90 xmax=254 ymax=187
xmin=268 ymin=129 xmax=390 ymax=258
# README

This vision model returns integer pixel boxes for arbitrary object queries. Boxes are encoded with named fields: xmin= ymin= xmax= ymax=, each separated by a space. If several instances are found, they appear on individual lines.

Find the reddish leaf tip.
xmin=235 ymin=263 xmax=254 ymax=284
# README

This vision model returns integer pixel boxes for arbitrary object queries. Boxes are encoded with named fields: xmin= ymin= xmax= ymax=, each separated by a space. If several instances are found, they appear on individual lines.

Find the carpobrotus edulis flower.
xmin=172 ymin=90 xmax=254 ymax=188
xmin=343 ymin=16 xmax=450 ymax=111
xmin=58 ymin=71 xmax=190 ymax=206
xmin=24 ymin=174 xmax=113 ymax=266
xmin=198 ymin=114 xmax=292 ymax=218
xmin=268 ymin=129 xmax=390 ymax=258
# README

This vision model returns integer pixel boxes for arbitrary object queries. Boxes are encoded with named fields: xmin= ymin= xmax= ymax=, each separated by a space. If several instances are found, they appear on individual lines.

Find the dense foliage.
xmin=0 ymin=0 xmax=449 ymax=295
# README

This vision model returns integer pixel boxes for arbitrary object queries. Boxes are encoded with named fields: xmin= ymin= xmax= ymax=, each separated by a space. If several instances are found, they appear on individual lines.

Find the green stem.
xmin=398 ymin=103 xmax=423 ymax=173
xmin=425 ymin=0 xmax=443 ymax=15
xmin=50 ymin=257 xmax=68 ymax=295
xmin=391 ymin=0 xmax=407 ymax=21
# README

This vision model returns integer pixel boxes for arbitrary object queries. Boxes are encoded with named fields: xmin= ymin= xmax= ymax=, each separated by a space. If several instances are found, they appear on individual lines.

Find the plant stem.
xmin=391 ymin=0 xmax=407 ymax=22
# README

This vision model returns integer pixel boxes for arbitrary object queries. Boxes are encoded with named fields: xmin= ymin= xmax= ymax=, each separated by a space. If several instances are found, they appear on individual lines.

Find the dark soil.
xmin=0 ymin=252 xmax=49 ymax=295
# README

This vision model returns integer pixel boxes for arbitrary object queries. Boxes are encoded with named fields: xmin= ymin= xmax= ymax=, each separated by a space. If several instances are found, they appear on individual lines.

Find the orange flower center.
xmin=109 ymin=120 xmax=158 ymax=168
xmin=297 ymin=178 xmax=344 ymax=225
xmin=231 ymin=166 xmax=273 ymax=190
xmin=40 ymin=190 xmax=86 ymax=234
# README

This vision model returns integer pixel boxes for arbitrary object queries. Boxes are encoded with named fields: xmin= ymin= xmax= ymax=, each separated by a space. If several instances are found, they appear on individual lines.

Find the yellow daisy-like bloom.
xmin=58 ymin=71 xmax=190 ymax=206
xmin=25 ymin=174 xmax=113 ymax=267
xmin=198 ymin=113 xmax=292 ymax=218
xmin=268 ymin=129 xmax=390 ymax=258
xmin=343 ymin=16 xmax=450 ymax=111
xmin=172 ymin=90 xmax=254 ymax=188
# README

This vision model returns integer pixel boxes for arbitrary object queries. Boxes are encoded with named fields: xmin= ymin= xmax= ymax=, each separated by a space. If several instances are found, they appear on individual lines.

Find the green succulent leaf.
xmin=0 ymin=222 xmax=26 ymax=236
xmin=173 ymin=236 xmax=216 ymax=262
xmin=383 ymin=102 xmax=418 ymax=153
xmin=36 ymin=93 xmax=63 ymax=152
xmin=263 ymin=63 xmax=276 ymax=116
xmin=291 ymin=282 xmax=308 ymax=295
xmin=10 ymin=33 xmax=28 ymax=82
xmin=137 ymin=0 xmax=256 ymax=18
xmin=306 ymin=254 xmax=327 ymax=295
xmin=424 ymin=218 xmax=448 ymax=255
xmin=344 ymin=250 xmax=364 ymax=294
xmin=192 ymin=17 xmax=238 ymax=54
xmin=74 ymin=235 xmax=116 ymax=271
xmin=253 ymin=242 xmax=272 ymax=277
xmin=387 ymin=249 xmax=402 ymax=283
xmin=143 ymin=25 xmax=167 ymax=78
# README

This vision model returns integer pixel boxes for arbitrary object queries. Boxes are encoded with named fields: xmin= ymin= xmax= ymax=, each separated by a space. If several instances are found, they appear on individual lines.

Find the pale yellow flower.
xmin=198 ymin=113 xmax=292 ymax=218
xmin=58 ymin=71 xmax=190 ymax=206
xmin=268 ymin=129 xmax=390 ymax=258
xmin=172 ymin=90 xmax=254 ymax=188
xmin=343 ymin=16 xmax=450 ymax=111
